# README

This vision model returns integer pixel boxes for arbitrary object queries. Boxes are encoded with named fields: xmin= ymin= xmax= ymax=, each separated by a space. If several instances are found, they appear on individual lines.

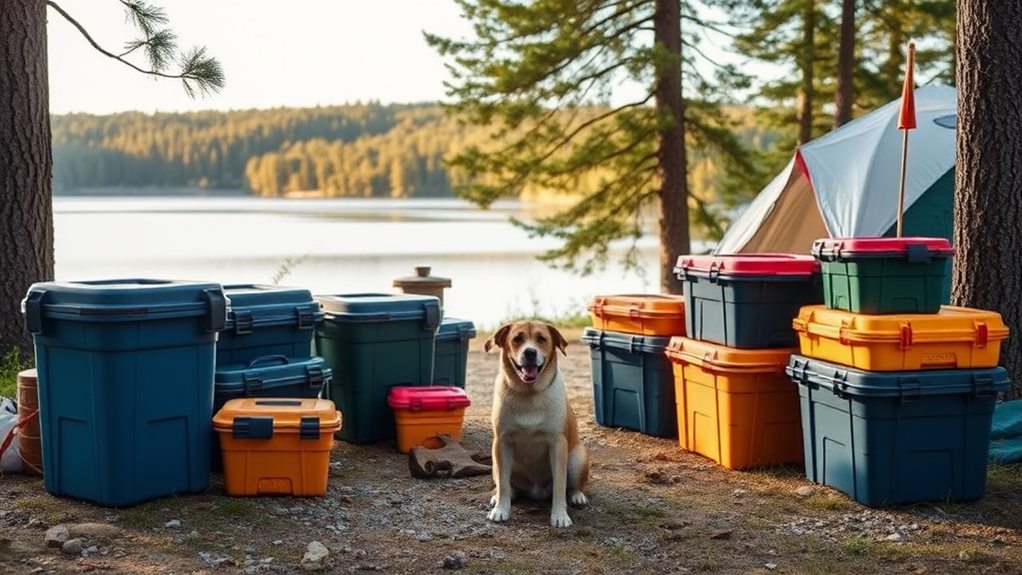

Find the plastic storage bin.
xmin=812 ymin=237 xmax=954 ymax=314
xmin=213 ymin=398 xmax=341 ymax=496
xmin=666 ymin=337 xmax=801 ymax=469
xmin=793 ymin=305 xmax=1009 ymax=371
xmin=787 ymin=355 xmax=1009 ymax=506
xmin=22 ymin=279 xmax=226 ymax=506
xmin=675 ymin=254 xmax=821 ymax=349
xmin=582 ymin=328 xmax=676 ymax=437
xmin=588 ymin=294 xmax=686 ymax=336
xmin=218 ymin=284 xmax=322 ymax=365
xmin=214 ymin=356 xmax=330 ymax=414
xmin=388 ymin=386 xmax=471 ymax=453
xmin=315 ymin=293 xmax=441 ymax=444
xmin=433 ymin=318 xmax=476 ymax=388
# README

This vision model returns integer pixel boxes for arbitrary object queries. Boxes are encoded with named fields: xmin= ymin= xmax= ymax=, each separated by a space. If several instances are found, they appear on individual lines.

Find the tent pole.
xmin=897 ymin=128 xmax=909 ymax=238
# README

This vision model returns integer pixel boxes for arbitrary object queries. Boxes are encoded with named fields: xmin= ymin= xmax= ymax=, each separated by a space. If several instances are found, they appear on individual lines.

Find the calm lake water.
xmin=54 ymin=196 xmax=682 ymax=327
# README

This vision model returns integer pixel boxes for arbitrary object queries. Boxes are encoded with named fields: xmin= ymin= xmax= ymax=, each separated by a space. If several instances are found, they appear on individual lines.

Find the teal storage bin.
xmin=787 ymin=355 xmax=1008 ymax=507
xmin=433 ymin=318 xmax=475 ymax=389
xmin=22 ymin=279 xmax=226 ymax=507
xmin=214 ymin=355 xmax=330 ymax=413
xmin=218 ymin=284 xmax=322 ymax=365
xmin=582 ymin=328 xmax=677 ymax=438
xmin=315 ymin=293 xmax=441 ymax=444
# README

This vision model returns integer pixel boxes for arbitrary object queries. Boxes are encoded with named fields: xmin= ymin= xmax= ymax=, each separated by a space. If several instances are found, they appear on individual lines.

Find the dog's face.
xmin=485 ymin=321 xmax=568 ymax=392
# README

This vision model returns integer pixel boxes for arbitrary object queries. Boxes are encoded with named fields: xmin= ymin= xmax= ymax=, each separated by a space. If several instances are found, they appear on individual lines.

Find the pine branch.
xmin=47 ymin=0 xmax=224 ymax=97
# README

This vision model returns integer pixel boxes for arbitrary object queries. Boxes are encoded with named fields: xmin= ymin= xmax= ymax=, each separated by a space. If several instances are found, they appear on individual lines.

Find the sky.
xmin=47 ymin=0 xmax=474 ymax=114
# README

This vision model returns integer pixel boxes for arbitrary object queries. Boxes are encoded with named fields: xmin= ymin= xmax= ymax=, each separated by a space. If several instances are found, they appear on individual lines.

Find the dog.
xmin=484 ymin=320 xmax=590 ymax=528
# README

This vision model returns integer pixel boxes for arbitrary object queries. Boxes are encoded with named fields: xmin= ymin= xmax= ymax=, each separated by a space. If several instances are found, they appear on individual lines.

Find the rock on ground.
xmin=62 ymin=538 xmax=83 ymax=555
xmin=301 ymin=541 xmax=330 ymax=571
xmin=44 ymin=526 xmax=70 ymax=548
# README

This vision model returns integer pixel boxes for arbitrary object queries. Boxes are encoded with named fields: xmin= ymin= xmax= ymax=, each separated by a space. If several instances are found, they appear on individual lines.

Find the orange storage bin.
xmin=793 ymin=305 xmax=1009 ymax=372
xmin=588 ymin=294 xmax=686 ymax=336
xmin=388 ymin=386 xmax=470 ymax=453
xmin=213 ymin=398 xmax=341 ymax=496
xmin=666 ymin=337 xmax=802 ymax=470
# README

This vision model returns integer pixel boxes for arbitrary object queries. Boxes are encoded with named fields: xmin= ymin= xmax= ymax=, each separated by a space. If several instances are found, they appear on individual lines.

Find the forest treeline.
xmin=51 ymin=103 xmax=776 ymax=201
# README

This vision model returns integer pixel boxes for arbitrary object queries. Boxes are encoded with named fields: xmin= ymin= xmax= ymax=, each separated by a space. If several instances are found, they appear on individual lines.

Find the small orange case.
xmin=213 ymin=398 xmax=341 ymax=496
xmin=666 ymin=337 xmax=802 ymax=470
xmin=388 ymin=386 xmax=470 ymax=453
xmin=588 ymin=294 xmax=686 ymax=336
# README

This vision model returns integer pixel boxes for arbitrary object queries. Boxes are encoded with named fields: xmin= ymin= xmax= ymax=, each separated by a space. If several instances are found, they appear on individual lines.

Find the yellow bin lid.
xmin=213 ymin=398 xmax=341 ymax=435
xmin=666 ymin=336 xmax=794 ymax=373
xmin=589 ymin=294 xmax=686 ymax=319
xmin=793 ymin=305 xmax=1009 ymax=345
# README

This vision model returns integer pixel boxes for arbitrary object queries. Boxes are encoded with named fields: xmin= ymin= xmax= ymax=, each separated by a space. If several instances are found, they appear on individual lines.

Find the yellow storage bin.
xmin=793 ymin=305 xmax=1009 ymax=371
xmin=666 ymin=337 xmax=802 ymax=470
xmin=588 ymin=294 xmax=686 ymax=336
xmin=213 ymin=398 xmax=341 ymax=497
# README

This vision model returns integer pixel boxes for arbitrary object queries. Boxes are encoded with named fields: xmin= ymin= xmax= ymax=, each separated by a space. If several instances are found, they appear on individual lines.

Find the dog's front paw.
xmin=569 ymin=490 xmax=590 ymax=507
xmin=550 ymin=508 xmax=573 ymax=528
xmin=489 ymin=493 xmax=498 ymax=508
xmin=488 ymin=505 xmax=510 ymax=523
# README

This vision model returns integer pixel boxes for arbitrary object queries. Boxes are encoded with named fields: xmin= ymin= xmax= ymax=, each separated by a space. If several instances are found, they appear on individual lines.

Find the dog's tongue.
xmin=523 ymin=365 xmax=539 ymax=380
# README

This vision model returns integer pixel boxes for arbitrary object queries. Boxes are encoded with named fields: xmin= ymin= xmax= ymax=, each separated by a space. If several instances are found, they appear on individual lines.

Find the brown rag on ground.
xmin=408 ymin=434 xmax=492 ymax=479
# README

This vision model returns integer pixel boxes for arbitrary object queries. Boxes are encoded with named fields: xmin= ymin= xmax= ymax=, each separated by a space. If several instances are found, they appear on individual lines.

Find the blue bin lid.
xmin=316 ymin=293 xmax=441 ymax=330
xmin=786 ymin=355 xmax=1010 ymax=398
xmin=23 ymin=279 xmax=226 ymax=333
xmin=581 ymin=327 xmax=672 ymax=354
xmin=215 ymin=356 xmax=331 ymax=395
xmin=223 ymin=284 xmax=323 ymax=333
xmin=437 ymin=317 xmax=476 ymax=342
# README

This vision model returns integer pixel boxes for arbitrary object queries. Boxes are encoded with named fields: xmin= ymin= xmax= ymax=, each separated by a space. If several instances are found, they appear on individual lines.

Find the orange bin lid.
xmin=665 ymin=336 xmax=794 ymax=373
xmin=588 ymin=294 xmax=685 ymax=318
xmin=793 ymin=305 xmax=1009 ymax=344
xmin=213 ymin=398 xmax=341 ymax=433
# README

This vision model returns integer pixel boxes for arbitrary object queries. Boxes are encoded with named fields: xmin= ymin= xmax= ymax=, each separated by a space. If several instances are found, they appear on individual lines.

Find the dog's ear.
xmin=484 ymin=323 xmax=513 ymax=353
xmin=547 ymin=324 xmax=568 ymax=356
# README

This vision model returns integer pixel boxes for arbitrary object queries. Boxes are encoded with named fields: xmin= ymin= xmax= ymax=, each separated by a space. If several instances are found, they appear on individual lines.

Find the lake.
xmin=53 ymin=196 xmax=690 ymax=328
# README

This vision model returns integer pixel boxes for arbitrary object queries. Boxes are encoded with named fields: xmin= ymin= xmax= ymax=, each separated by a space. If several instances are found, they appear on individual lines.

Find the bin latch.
xmin=708 ymin=262 xmax=721 ymax=283
xmin=300 ymin=416 xmax=321 ymax=440
xmin=242 ymin=374 xmax=263 ymax=394
xmin=899 ymin=379 xmax=921 ymax=402
xmin=905 ymin=243 xmax=932 ymax=264
xmin=423 ymin=302 xmax=441 ymax=331
xmin=296 ymin=306 xmax=315 ymax=330
xmin=975 ymin=322 xmax=989 ymax=348
xmin=899 ymin=323 xmax=913 ymax=350
xmin=972 ymin=374 xmax=997 ymax=397
xmin=22 ymin=289 xmax=46 ymax=335
xmin=234 ymin=310 xmax=254 ymax=335
xmin=306 ymin=366 xmax=325 ymax=388
xmin=233 ymin=416 xmax=273 ymax=439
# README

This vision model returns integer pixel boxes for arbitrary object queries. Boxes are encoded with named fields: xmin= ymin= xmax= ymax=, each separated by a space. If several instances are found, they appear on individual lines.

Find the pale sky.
xmin=47 ymin=0 xmax=473 ymax=114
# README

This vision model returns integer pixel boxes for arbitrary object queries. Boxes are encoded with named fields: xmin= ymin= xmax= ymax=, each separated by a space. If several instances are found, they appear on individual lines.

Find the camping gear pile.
xmin=12 ymin=268 xmax=476 ymax=506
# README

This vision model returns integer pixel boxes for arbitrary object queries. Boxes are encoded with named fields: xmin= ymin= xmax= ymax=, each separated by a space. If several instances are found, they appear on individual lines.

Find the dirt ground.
xmin=3 ymin=339 xmax=1022 ymax=575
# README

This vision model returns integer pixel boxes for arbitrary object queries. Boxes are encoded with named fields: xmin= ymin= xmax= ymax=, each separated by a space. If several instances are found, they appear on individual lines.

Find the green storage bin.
xmin=433 ymin=318 xmax=475 ymax=389
xmin=315 ymin=293 xmax=441 ymax=444
xmin=812 ymin=237 xmax=954 ymax=314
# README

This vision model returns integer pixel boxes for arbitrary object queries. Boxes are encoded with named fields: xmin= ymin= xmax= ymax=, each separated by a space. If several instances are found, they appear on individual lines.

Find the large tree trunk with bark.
xmin=954 ymin=0 xmax=1022 ymax=396
xmin=834 ymin=0 xmax=855 ymax=127
xmin=0 ymin=1 xmax=53 ymax=357
xmin=654 ymin=0 xmax=689 ymax=294
xmin=797 ymin=0 xmax=815 ymax=145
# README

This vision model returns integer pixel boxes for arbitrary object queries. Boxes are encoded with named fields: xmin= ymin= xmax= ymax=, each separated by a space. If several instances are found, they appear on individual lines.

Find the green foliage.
xmin=427 ymin=0 xmax=764 ymax=275
xmin=0 ymin=349 xmax=32 ymax=399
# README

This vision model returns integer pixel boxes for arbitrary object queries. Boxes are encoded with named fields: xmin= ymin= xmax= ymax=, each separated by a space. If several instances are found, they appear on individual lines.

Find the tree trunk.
xmin=0 ymin=1 xmax=53 ymax=357
xmin=833 ymin=0 xmax=855 ymax=127
xmin=654 ymin=0 xmax=689 ymax=294
xmin=798 ymin=0 xmax=815 ymax=145
xmin=954 ymin=0 xmax=1022 ymax=396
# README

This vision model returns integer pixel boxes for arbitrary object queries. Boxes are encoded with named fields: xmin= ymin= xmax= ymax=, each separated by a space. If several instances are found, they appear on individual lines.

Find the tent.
xmin=715 ymin=84 xmax=957 ymax=255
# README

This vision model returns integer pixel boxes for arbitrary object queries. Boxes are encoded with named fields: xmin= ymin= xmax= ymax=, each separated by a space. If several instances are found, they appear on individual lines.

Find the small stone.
xmin=415 ymin=532 xmax=433 ymax=542
xmin=340 ymin=495 xmax=355 ymax=504
xmin=733 ymin=489 xmax=748 ymax=496
xmin=62 ymin=538 xmax=83 ymax=555
xmin=165 ymin=519 xmax=181 ymax=529
xmin=188 ymin=530 xmax=199 ymax=538
xmin=302 ymin=541 xmax=330 ymax=571
xmin=83 ymin=545 xmax=99 ymax=556
xmin=765 ymin=563 xmax=778 ymax=571
xmin=272 ymin=540 xmax=283 ymax=546
xmin=661 ymin=519 xmax=690 ymax=531
xmin=710 ymin=530 xmax=733 ymax=540
xmin=886 ymin=533 xmax=904 ymax=542
xmin=958 ymin=551 xmax=971 ymax=561
xmin=68 ymin=523 xmax=120 ymax=538
xmin=441 ymin=551 xmax=467 ymax=570
xmin=262 ymin=558 xmax=274 ymax=564
xmin=795 ymin=486 xmax=814 ymax=497
xmin=45 ymin=525 xmax=70 ymax=548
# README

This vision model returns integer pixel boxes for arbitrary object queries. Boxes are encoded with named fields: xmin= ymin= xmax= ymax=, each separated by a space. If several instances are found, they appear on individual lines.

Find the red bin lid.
xmin=675 ymin=253 xmax=819 ymax=276
xmin=388 ymin=386 xmax=471 ymax=411
xmin=812 ymin=237 xmax=954 ymax=259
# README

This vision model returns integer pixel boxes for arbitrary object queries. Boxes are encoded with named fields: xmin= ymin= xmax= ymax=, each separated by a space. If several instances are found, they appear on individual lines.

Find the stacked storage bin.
xmin=669 ymin=255 xmax=821 ymax=469
xmin=584 ymin=295 xmax=685 ymax=438
xmin=213 ymin=285 xmax=330 ymax=468
xmin=788 ymin=238 xmax=1010 ymax=506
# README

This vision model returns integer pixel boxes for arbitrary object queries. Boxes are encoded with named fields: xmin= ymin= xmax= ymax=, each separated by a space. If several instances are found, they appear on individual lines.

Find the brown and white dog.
xmin=484 ymin=321 xmax=590 ymax=528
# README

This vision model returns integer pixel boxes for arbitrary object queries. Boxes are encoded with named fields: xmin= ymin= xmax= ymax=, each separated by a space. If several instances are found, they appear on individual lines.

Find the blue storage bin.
xmin=214 ymin=355 xmax=331 ymax=413
xmin=582 ymin=328 xmax=677 ymax=438
xmin=218 ymin=284 xmax=323 ymax=365
xmin=434 ymin=318 xmax=475 ymax=389
xmin=22 ymin=279 xmax=226 ymax=507
xmin=315 ymin=293 xmax=441 ymax=444
xmin=787 ymin=355 xmax=1009 ymax=507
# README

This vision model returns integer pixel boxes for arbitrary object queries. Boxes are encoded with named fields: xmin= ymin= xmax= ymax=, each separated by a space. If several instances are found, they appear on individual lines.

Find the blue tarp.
xmin=989 ymin=400 xmax=1022 ymax=463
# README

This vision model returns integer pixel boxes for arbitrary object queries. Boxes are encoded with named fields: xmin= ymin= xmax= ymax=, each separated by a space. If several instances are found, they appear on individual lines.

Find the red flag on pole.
xmin=898 ymin=42 xmax=917 ymax=130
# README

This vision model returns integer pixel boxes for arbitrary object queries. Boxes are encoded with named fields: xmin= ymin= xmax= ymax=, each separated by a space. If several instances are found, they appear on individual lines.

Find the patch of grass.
xmin=805 ymin=493 xmax=853 ymax=512
xmin=987 ymin=464 xmax=1022 ymax=493
xmin=604 ymin=503 xmax=668 ymax=525
xmin=216 ymin=499 xmax=257 ymax=519
xmin=697 ymin=558 xmax=718 ymax=572
xmin=841 ymin=537 xmax=908 ymax=563
xmin=13 ymin=494 xmax=68 ymax=525
xmin=117 ymin=500 xmax=167 ymax=529
xmin=0 ymin=348 xmax=32 ymax=398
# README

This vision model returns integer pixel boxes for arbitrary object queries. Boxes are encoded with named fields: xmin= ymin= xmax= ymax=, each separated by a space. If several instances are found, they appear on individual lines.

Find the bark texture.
xmin=834 ymin=0 xmax=855 ymax=127
xmin=797 ymin=0 xmax=815 ymax=145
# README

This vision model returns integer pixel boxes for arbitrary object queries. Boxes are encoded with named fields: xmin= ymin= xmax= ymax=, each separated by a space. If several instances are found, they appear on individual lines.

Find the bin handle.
xmin=204 ymin=288 xmax=227 ymax=333
xmin=23 ymin=289 xmax=46 ymax=335
xmin=246 ymin=354 xmax=291 ymax=369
